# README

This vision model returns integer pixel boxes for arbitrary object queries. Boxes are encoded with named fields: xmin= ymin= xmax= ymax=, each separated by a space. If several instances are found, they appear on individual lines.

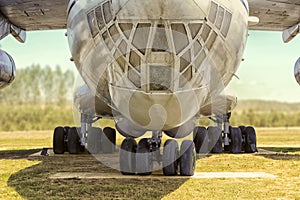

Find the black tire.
xmin=229 ymin=127 xmax=243 ymax=154
xmin=120 ymin=138 xmax=137 ymax=175
xmin=239 ymin=126 xmax=246 ymax=135
xmin=180 ymin=140 xmax=196 ymax=176
xmin=136 ymin=138 xmax=153 ymax=175
xmin=102 ymin=127 xmax=116 ymax=154
xmin=208 ymin=127 xmax=223 ymax=154
xmin=63 ymin=126 xmax=70 ymax=152
xmin=64 ymin=126 xmax=70 ymax=134
xmin=87 ymin=127 xmax=102 ymax=154
xmin=163 ymin=140 xmax=179 ymax=176
xmin=238 ymin=126 xmax=246 ymax=151
xmin=244 ymin=126 xmax=258 ymax=153
xmin=53 ymin=127 xmax=65 ymax=154
xmin=193 ymin=127 xmax=209 ymax=154
xmin=67 ymin=127 xmax=81 ymax=154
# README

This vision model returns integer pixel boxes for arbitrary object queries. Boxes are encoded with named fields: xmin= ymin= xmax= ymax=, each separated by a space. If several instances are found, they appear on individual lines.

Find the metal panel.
xmin=0 ymin=0 xmax=67 ymax=30
xmin=249 ymin=0 xmax=300 ymax=31
xmin=1 ymin=0 xmax=300 ymax=31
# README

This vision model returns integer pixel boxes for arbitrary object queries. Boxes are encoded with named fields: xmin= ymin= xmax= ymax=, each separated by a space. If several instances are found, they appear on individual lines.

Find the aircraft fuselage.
xmin=67 ymin=0 xmax=249 ymax=137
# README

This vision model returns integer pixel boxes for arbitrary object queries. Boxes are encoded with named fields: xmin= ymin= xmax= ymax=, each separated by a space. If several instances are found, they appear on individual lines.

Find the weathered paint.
xmin=0 ymin=0 xmax=300 ymax=31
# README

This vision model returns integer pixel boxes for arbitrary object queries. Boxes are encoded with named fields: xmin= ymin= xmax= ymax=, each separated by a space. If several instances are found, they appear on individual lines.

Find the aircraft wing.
xmin=0 ymin=0 xmax=67 ymax=31
xmin=248 ymin=0 xmax=300 ymax=31
xmin=1 ymin=0 xmax=299 ymax=32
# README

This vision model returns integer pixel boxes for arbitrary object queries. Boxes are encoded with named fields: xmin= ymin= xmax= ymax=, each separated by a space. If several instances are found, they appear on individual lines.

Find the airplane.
xmin=0 ymin=0 xmax=299 ymax=176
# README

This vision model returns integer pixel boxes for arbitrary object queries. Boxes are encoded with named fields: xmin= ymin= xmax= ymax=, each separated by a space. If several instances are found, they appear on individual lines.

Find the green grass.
xmin=0 ymin=128 xmax=300 ymax=199
xmin=256 ymin=128 xmax=300 ymax=147
xmin=0 ymin=131 xmax=53 ymax=151
xmin=0 ymin=157 xmax=40 ymax=200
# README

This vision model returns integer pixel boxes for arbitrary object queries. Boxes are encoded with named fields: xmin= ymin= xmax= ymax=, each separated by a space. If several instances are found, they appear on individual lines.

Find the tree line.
xmin=0 ymin=64 xmax=75 ymax=105
xmin=230 ymin=109 xmax=300 ymax=128
xmin=198 ymin=109 xmax=300 ymax=128
xmin=0 ymin=65 xmax=75 ymax=131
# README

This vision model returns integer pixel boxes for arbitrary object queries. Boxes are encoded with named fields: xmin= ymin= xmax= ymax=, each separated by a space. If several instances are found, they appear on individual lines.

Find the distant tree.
xmin=0 ymin=64 xmax=75 ymax=105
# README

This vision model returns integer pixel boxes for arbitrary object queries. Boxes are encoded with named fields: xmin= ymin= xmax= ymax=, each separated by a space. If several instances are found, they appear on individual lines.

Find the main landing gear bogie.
xmin=53 ymin=126 xmax=85 ymax=155
xmin=53 ymin=125 xmax=117 ymax=155
xmin=119 ymin=132 xmax=196 ymax=176
xmin=53 ymin=113 xmax=117 ymax=155
xmin=193 ymin=113 xmax=258 ymax=154
xmin=193 ymin=125 xmax=258 ymax=154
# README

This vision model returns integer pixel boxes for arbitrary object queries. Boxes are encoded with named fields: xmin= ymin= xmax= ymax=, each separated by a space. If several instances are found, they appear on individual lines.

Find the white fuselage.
xmin=67 ymin=0 xmax=249 ymax=137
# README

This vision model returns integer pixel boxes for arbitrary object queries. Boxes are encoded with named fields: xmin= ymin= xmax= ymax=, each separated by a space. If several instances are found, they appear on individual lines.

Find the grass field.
xmin=0 ymin=128 xmax=300 ymax=200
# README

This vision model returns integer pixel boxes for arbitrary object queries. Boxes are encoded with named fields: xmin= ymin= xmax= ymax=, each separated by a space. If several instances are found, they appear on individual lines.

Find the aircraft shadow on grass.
xmin=257 ymin=147 xmax=300 ymax=161
xmin=5 ymin=148 xmax=300 ymax=199
xmin=5 ymin=150 xmax=189 ymax=200
xmin=0 ymin=149 xmax=40 ymax=160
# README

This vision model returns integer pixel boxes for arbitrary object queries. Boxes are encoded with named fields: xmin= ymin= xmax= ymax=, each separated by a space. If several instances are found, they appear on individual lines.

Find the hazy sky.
xmin=1 ymin=30 xmax=300 ymax=102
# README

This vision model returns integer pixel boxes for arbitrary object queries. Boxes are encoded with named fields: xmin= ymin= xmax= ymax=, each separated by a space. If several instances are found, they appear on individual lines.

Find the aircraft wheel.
xmin=136 ymin=138 xmax=153 ymax=175
xmin=87 ymin=127 xmax=102 ymax=154
xmin=239 ymin=126 xmax=246 ymax=151
xmin=208 ymin=127 xmax=223 ymax=154
xmin=180 ymin=140 xmax=196 ymax=176
xmin=193 ymin=127 xmax=208 ymax=153
xmin=244 ymin=126 xmax=258 ymax=153
xmin=53 ymin=127 xmax=65 ymax=154
xmin=229 ymin=127 xmax=243 ymax=154
xmin=239 ymin=126 xmax=246 ymax=134
xmin=67 ymin=127 xmax=81 ymax=154
xmin=102 ymin=127 xmax=116 ymax=154
xmin=63 ymin=126 xmax=70 ymax=152
xmin=76 ymin=127 xmax=86 ymax=152
xmin=120 ymin=138 xmax=137 ymax=175
xmin=163 ymin=140 xmax=179 ymax=176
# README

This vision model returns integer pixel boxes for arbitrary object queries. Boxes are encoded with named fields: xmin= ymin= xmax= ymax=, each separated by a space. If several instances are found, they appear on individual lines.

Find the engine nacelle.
xmin=0 ymin=50 xmax=16 ymax=89
xmin=294 ymin=57 xmax=300 ymax=86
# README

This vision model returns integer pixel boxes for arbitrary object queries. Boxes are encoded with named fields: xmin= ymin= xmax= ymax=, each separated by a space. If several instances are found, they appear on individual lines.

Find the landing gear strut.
xmin=193 ymin=113 xmax=258 ymax=154
xmin=53 ymin=113 xmax=116 ymax=155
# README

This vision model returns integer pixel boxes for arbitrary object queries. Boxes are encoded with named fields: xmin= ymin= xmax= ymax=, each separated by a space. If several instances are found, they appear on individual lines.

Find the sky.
xmin=1 ymin=30 xmax=300 ymax=102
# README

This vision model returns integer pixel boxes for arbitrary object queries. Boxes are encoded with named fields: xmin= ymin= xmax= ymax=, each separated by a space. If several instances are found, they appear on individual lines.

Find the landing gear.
xmin=180 ymin=140 xmax=196 ymax=176
xmin=244 ymin=126 xmax=258 ymax=153
xmin=102 ymin=127 xmax=116 ymax=154
xmin=193 ymin=127 xmax=208 ymax=153
xmin=53 ymin=127 xmax=65 ymax=154
xmin=119 ymin=138 xmax=137 ymax=175
xmin=53 ymin=113 xmax=116 ymax=155
xmin=118 ymin=130 xmax=195 ymax=176
xmin=193 ymin=113 xmax=258 ymax=154
xmin=135 ymin=131 xmax=162 ymax=175
xmin=136 ymin=138 xmax=153 ymax=175
xmin=67 ymin=127 xmax=81 ymax=154
xmin=229 ymin=127 xmax=243 ymax=154
xmin=63 ymin=126 xmax=70 ymax=152
xmin=163 ymin=140 xmax=179 ymax=176
xmin=208 ymin=126 xmax=223 ymax=154
xmin=87 ymin=127 xmax=102 ymax=154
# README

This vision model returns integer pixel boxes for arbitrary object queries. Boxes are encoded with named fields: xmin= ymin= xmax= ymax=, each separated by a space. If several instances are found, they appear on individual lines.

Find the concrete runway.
xmin=49 ymin=172 xmax=277 ymax=180
xmin=31 ymin=148 xmax=277 ymax=180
